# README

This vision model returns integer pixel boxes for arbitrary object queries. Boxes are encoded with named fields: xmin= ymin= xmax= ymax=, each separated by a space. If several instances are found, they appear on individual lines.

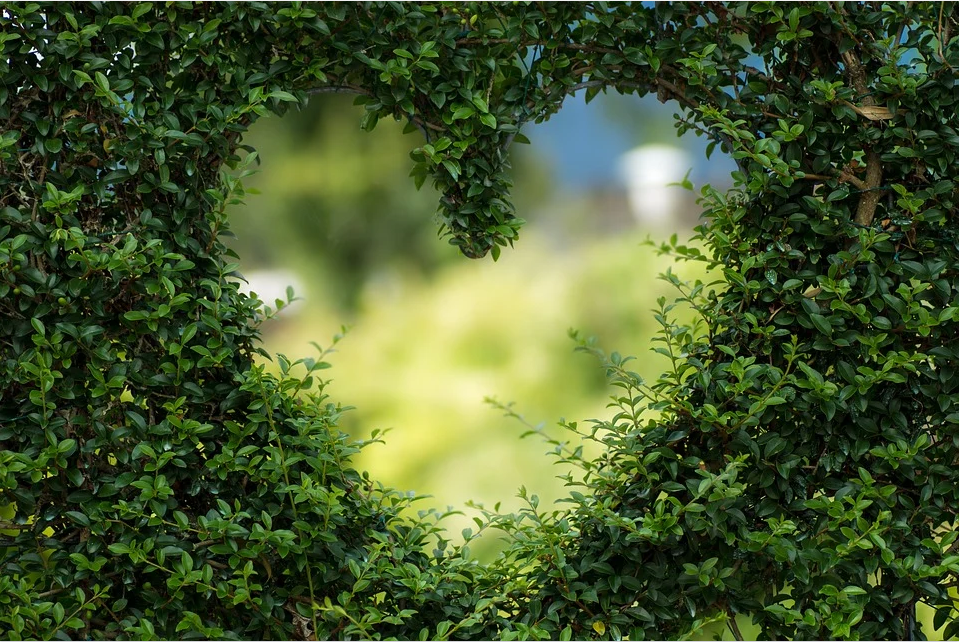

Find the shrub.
xmin=1 ymin=2 xmax=958 ymax=640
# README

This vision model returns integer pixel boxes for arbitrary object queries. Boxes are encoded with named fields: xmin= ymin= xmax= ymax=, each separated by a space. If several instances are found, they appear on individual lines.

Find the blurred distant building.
xmin=619 ymin=144 xmax=692 ymax=230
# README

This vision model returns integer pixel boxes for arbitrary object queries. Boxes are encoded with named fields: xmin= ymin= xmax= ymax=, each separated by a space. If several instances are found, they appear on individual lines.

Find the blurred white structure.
xmin=236 ymin=269 xmax=305 ymax=317
xmin=619 ymin=144 xmax=692 ymax=229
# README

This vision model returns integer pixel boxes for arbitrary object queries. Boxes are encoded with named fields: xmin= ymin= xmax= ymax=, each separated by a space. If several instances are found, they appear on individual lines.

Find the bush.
xmin=1 ymin=2 xmax=958 ymax=640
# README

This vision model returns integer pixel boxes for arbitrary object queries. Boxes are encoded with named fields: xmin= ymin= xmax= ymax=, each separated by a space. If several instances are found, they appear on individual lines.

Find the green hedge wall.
xmin=1 ymin=2 xmax=958 ymax=640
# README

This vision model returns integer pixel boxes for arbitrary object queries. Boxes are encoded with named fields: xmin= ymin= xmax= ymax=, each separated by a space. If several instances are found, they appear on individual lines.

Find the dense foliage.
xmin=2 ymin=2 xmax=959 ymax=640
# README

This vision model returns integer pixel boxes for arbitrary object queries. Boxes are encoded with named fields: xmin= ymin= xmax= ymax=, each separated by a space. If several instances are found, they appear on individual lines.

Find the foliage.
xmin=263 ymin=231 xmax=707 ymax=563
xmin=224 ymin=95 xmax=450 ymax=310
xmin=1 ymin=2 xmax=959 ymax=640
xmin=224 ymin=93 xmax=555 ymax=312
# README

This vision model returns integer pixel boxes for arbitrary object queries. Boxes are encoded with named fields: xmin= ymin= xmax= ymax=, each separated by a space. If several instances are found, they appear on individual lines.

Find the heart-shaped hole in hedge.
xmin=224 ymin=91 xmax=736 ymax=563
xmin=3 ymin=4 xmax=958 ymax=641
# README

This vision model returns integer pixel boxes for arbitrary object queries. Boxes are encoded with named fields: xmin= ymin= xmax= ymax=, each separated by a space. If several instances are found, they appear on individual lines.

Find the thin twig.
xmin=743 ymin=65 xmax=772 ymax=82
xmin=938 ymin=2 xmax=954 ymax=69
xmin=895 ymin=2 xmax=914 ymax=46
xmin=727 ymin=610 xmax=745 ymax=641
xmin=306 ymin=85 xmax=445 ymax=139
xmin=306 ymin=85 xmax=371 ymax=96
xmin=800 ymin=170 xmax=867 ymax=190
xmin=839 ymin=169 xmax=868 ymax=190
xmin=455 ymin=37 xmax=622 ymax=58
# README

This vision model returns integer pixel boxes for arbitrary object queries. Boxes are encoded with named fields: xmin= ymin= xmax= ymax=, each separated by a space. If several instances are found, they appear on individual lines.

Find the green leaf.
xmin=270 ymin=90 xmax=298 ymax=102
xmin=436 ymin=621 xmax=451 ymax=638
xmin=65 ymin=510 xmax=90 ymax=526
xmin=72 ymin=70 xmax=92 ymax=85
xmin=94 ymin=71 xmax=110 ymax=93
xmin=108 ymin=542 xmax=131 ymax=555
xmin=810 ymin=313 xmax=832 ymax=335
xmin=66 ymin=467 xmax=84 ymax=487
xmin=416 ymin=60 xmax=440 ymax=73
xmin=442 ymin=159 xmax=460 ymax=181
xmin=471 ymin=96 xmax=489 ymax=113
xmin=132 ymin=3 xmax=152 ymax=19
xmin=451 ymin=107 xmax=475 ymax=120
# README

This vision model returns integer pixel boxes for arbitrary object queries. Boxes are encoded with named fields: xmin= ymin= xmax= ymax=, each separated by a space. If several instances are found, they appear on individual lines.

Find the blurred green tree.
xmin=229 ymin=95 xmax=553 ymax=310
xmin=228 ymin=95 xmax=447 ymax=308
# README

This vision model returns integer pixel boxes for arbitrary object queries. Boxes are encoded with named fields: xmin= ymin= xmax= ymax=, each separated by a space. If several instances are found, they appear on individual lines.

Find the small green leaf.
xmin=810 ymin=313 xmax=832 ymax=335
xmin=451 ymin=107 xmax=474 ymax=120
xmin=436 ymin=621 xmax=451 ymax=638
xmin=65 ymin=510 xmax=90 ymax=526
xmin=442 ymin=159 xmax=460 ymax=181
xmin=270 ymin=90 xmax=298 ymax=102
xmin=471 ymin=95 xmax=489 ymax=113
xmin=94 ymin=71 xmax=110 ymax=93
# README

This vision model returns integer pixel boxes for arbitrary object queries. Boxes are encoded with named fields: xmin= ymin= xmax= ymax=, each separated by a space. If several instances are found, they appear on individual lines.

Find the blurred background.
xmin=224 ymin=72 xmax=949 ymax=642
xmin=227 ymin=89 xmax=736 ymax=558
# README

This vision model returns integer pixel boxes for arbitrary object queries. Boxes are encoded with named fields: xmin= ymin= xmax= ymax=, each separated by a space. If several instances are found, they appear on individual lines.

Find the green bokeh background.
xmin=224 ymin=94 xmax=949 ymax=640
xmin=227 ymin=94 xmax=706 ymax=550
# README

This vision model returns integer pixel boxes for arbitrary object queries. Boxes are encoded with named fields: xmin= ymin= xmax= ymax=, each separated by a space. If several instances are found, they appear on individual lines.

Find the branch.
xmin=410 ymin=117 xmax=445 ymax=133
xmin=306 ymin=85 xmax=371 ymax=96
xmin=654 ymin=77 xmax=699 ymax=112
xmin=455 ymin=37 xmax=622 ymax=58
xmin=0 ymin=521 xmax=29 ymax=530
xmin=840 ymin=49 xmax=883 ymax=227
xmin=564 ymin=78 xmax=649 ymax=96
xmin=743 ymin=65 xmax=772 ymax=82
xmin=937 ymin=2 xmax=955 ymax=70
xmin=727 ymin=610 xmax=745 ymax=641
xmin=306 ymin=85 xmax=445 ymax=138
xmin=800 ymin=169 xmax=867 ymax=190
xmin=895 ymin=2 xmax=914 ymax=47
